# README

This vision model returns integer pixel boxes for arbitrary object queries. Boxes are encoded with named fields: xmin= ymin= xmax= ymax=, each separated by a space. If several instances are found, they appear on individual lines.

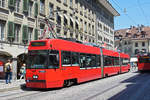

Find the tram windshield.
xmin=27 ymin=50 xmax=59 ymax=69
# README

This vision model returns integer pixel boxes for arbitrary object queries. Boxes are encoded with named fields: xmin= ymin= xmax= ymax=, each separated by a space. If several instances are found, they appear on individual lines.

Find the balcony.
xmin=56 ymin=24 xmax=61 ymax=29
xmin=75 ymin=29 xmax=79 ymax=34
xmin=69 ymin=28 xmax=74 ymax=34
xmin=63 ymin=26 xmax=68 ymax=32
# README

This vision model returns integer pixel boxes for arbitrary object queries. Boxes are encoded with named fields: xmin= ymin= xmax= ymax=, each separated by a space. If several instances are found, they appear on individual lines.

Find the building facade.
xmin=0 ymin=0 xmax=118 ymax=79
xmin=115 ymin=25 xmax=150 ymax=58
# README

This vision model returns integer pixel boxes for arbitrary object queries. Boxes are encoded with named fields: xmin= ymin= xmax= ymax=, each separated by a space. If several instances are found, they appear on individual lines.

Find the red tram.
xmin=26 ymin=39 xmax=130 ymax=88
xmin=137 ymin=53 xmax=150 ymax=71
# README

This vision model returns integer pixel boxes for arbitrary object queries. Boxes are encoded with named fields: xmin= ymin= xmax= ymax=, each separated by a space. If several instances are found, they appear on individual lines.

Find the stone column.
xmin=12 ymin=57 xmax=17 ymax=80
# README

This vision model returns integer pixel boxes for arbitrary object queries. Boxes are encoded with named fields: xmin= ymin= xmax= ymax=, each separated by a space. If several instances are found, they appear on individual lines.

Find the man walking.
xmin=4 ymin=59 xmax=13 ymax=84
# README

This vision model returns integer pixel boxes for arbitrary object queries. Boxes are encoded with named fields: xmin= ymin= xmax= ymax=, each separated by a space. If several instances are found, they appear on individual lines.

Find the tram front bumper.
xmin=26 ymin=80 xmax=46 ymax=88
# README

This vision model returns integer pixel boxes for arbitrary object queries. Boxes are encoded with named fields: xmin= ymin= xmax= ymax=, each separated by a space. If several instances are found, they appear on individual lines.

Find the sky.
xmin=109 ymin=0 xmax=150 ymax=30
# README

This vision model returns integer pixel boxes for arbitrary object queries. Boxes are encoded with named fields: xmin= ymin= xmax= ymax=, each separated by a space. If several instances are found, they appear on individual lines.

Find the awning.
xmin=70 ymin=17 xmax=74 ymax=22
xmin=57 ymin=13 xmax=63 ymax=18
xmin=64 ymin=14 xmax=68 ymax=20
xmin=75 ymin=20 xmax=79 ymax=25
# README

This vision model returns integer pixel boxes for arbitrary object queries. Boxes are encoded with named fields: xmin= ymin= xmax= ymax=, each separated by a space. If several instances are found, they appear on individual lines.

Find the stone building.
xmin=0 ymin=0 xmax=118 ymax=79
xmin=115 ymin=25 xmax=150 ymax=59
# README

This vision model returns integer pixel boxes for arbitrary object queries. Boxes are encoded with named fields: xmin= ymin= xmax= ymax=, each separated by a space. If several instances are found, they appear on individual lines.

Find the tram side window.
xmin=90 ymin=55 xmax=96 ymax=67
xmin=62 ymin=51 xmax=71 ymax=66
xmin=122 ymin=58 xmax=129 ymax=65
xmin=80 ymin=53 xmax=100 ymax=68
xmin=104 ymin=56 xmax=113 ymax=66
xmin=85 ymin=54 xmax=92 ymax=67
xmin=96 ymin=55 xmax=101 ymax=67
xmin=48 ymin=50 xmax=59 ymax=68
xmin=80 ymin=53 xmax=86 ymax=68
xmin=72 ymin=52 xmax=79 ymax=66
xmin=139 ymin=57 xmax=150 ymax=63
xmin=114 ymin=57 xmax=120 ymax=66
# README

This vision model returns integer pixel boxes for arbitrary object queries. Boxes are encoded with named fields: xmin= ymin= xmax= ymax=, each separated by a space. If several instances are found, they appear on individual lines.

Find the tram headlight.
xmin=33 ymin=75 xmax=38 ymax=79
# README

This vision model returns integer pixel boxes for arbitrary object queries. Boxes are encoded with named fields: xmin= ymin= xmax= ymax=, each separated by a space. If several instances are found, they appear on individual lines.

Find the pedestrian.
xmin=19 ymin=63 xmax=26 ymax=80
xmin=4 ymin=59 xmax=13 ymax=84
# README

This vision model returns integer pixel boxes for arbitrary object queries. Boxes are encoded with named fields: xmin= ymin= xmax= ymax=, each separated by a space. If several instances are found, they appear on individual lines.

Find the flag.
xmin=102 ymin=43 xmax=107 ymax=48
xmin=115 ymin=46 xmax=118 ymax=51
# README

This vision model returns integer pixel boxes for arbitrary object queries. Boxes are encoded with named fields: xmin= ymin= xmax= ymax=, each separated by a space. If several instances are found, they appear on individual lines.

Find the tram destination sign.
xmin=31 ymin=42 xmax=46 ymax=46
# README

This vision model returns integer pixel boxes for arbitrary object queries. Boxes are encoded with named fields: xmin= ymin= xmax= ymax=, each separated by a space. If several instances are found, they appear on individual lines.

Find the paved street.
xmin=0 ymin=68 xmax=150 ymax=100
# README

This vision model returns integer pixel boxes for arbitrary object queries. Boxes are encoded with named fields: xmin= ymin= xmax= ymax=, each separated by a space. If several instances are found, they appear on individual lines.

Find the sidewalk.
xmin=0 ymin=79 xmax=25 ymax=92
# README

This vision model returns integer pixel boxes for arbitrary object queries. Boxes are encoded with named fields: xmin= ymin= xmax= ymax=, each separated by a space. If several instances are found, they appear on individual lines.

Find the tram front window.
xmin=27 ymin=50 xmax=48 ymax=69
xmin=48 ymin=50 xmax=59 ymax=68
xmin=27 ymin=50 xmax=59 ymax=69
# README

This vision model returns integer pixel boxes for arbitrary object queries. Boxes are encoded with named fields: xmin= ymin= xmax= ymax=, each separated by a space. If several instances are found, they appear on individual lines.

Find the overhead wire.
xmin=110 ymin=0 xmax=137 ymax=25
xmin=137 ymin=0 xmax=149 ymax=25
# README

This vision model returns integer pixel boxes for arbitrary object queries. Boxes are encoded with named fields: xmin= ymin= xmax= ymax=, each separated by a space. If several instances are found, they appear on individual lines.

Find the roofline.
xmin=98 ymin=0 xmax=120 ymax=16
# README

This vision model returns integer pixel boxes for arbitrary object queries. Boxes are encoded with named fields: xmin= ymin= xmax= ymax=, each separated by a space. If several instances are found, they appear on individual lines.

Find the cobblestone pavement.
xmin=0 ymin=79 xmax=25 ymax=92
xmin=1 ymin=68 xmax=148 ymax=100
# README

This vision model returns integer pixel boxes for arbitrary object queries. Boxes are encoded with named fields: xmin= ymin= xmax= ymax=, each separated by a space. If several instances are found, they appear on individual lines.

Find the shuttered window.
xmin=34 ymin=28 xmax=38 ymax=40
xmin=34 ymin=2 xmax=38 ymax=17
xmin=7 ymin=21 xmax=14 ymax=39
xmin=23 ymin=0 xmax=29 ymax=13
xmin=22 ymin=25 xmax=28 ymax=43
xmin=8 ymin=0 xmax=15 ymax=8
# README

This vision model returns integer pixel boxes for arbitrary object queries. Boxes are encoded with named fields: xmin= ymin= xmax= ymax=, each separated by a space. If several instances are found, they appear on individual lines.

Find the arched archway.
xmin=17 ymin=53 xmax=28 ymax=79
xmin=0 ymin=51 xmax=12 ymax=79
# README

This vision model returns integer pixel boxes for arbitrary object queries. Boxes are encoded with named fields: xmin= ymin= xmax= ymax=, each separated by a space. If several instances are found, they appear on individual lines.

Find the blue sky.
xmin=109 ymin=0 xmax=150 ymax=30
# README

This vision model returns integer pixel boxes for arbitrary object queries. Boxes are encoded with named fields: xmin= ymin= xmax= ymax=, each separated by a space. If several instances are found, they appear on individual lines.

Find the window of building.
xmin=70 ymin=18 xmax=73 ymax=28
xmin=49 ymin=3 xmax=54 ymax=18
xmin=88 ymin=23 xmax=91 ymax=34
xmin=80 ymin=19 xmax=83 ymax=29
xmin=28 ymin=1 xmax=33 ymax=17
xmin=64 ymin=0 xmax=67 ymax=4
xmin=14 ymin=24 xmax=20 ymax=43
xmin=64 ymin=31 xmax=67 ymax=36
xmin=56 ymin=28 xmax=61 ymax=34
xmin=15 ymin=0 xmax=20 ymax=12
xmin=70 ymin=0 xmax=73 ymax=7
xmin=92 ymin=25 xmax=94 ymax=35
xmin=124 ymin=41 xmax=127 ymax=45
xmin=142 ymin=49 xmax=146 ymax=53
xmin=56 ymin=7 xmax=61 ymax=25
xmin=135 ymin=49 xmax=139 ymax=54
xmin=40 ymin=0 xmax=45 ymax=14
xmin=56 ymin=14 xmax=61 ymax=25
xmin=0 ymin=0 xmax=5 ymax=7
xmin=142 ymin=42 xmax=145 ymax=47
xmin=133 ymin=34 xmax=137 ymax=38
xmin=141 ymin=34 xmax=145 ymax=38
xmin=28 ymin=27 xmax=33 ymax=42
xmin=64 ymin=16 xmax=68 ymax=26
xmin=84 ymin=21 xmax=87 ymax=32
xmin=0 ymin=21 xmax=5 ymax=41
xmin=40 ymin=24 xmax=45 ymax=36
xmin=75 ymin=0 xmax=78 ymax=4
xmin=75 ymin=21 xmax=79 ymax=30
xmin=135 ymin=42 xmax=138 ymax=47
